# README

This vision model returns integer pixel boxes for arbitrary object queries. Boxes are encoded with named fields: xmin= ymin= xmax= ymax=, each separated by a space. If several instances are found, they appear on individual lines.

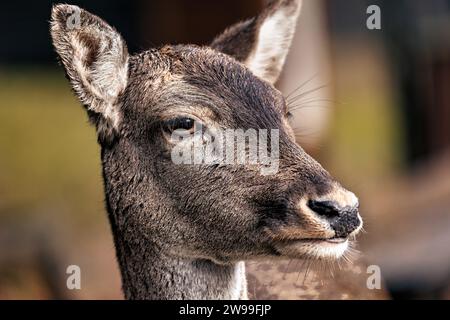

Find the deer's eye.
xmin=162 ymin=117 xmax=196 ymax=134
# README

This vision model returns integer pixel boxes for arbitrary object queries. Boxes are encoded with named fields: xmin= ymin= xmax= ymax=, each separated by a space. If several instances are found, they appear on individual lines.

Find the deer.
xmin=50 ymin=0 xmax=363 ymax=300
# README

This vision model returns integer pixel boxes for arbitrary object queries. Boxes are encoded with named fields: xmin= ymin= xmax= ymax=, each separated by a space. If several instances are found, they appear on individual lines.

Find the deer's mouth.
xmin=308 ymin=237 xmax=348 ymax=244
xmin=272 ymin=237 xmax=350 ymax=260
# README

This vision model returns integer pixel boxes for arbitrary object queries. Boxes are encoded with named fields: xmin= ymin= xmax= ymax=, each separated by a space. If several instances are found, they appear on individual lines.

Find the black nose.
xmin=307 ymin=200 xmax=360 ymax=238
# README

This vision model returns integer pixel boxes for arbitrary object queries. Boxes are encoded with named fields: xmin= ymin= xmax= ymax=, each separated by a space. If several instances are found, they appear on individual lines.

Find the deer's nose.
xmin=308 ymin=200 xmax=342 ymax=218
xmin=307 ymin=199 xmax=361 ymax=238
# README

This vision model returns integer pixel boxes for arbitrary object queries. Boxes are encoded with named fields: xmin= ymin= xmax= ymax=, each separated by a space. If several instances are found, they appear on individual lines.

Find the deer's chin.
xmin=274 ymin=238 xmax=349 ymax=261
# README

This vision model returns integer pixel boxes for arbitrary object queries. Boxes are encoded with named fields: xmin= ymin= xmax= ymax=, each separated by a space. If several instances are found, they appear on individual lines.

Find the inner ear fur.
xmin=211 ymin=0 xmax=302 ymax=84
xmin=50 ymin=4 xmax=129 ymax=145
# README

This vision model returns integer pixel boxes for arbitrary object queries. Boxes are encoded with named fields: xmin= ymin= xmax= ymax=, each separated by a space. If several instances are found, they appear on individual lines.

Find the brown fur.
xmin=50 ymin=1 xmax=362 ymax=300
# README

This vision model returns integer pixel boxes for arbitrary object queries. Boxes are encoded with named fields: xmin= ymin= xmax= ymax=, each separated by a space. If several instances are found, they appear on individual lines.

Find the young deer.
xmin=50 ymin=0 xmax=362 ymax=300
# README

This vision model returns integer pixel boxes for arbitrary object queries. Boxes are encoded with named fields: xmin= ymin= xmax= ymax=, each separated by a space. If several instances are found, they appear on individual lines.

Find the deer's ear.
xmin=50 ymin=4 xmax=128 ymax=143
xmin=211 ymin=0 xmax=302 ymax=84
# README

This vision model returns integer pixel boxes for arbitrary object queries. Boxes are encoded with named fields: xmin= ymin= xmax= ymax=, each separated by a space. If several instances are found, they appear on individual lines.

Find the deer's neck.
xmin=101 ymin=148 xmax=248 ymax=299
xmin=114 ymin=238 xmax=248 ymax=299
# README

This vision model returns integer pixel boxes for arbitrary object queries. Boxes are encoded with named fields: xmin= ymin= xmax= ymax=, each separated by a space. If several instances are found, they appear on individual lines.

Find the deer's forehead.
xmin=126 ymin=47 xmax=285 ymax=125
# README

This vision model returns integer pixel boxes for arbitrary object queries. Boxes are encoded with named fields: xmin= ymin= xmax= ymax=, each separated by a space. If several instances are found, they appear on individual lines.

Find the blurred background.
xmin=0 ymin=0 xmax=449 ymax=299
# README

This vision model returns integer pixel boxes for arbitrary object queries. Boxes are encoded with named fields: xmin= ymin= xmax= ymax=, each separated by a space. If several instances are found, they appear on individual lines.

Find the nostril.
xmin=307 ymin=200 xmax=341 ymax=219
xmin=308 ymin=199 xmax=361 ymax=238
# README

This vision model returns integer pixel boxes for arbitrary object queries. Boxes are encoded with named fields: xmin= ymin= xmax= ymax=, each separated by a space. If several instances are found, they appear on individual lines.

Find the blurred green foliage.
xmin=0 ymin=68 xmax=105 ymax=227
xmin=322 ymin=46 xmax=406 ymax=185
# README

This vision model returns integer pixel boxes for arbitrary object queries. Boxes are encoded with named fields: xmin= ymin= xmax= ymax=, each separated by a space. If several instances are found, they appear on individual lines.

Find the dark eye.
xmin=162 ymin=117 xmax=195 ymax=133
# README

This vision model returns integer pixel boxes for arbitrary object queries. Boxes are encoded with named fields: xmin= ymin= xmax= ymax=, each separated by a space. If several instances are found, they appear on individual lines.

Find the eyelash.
xmin=162 ymin=117 xmax=196 ymax=134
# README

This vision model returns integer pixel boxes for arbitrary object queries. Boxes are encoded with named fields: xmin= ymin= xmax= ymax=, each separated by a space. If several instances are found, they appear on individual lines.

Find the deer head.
xmin=50 ymin=0 xmax=362 ymax=299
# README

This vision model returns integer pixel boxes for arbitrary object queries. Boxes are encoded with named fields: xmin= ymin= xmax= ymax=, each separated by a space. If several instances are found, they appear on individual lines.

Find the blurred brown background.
xmin=0 ymin=0 xmax=449 ymax=299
